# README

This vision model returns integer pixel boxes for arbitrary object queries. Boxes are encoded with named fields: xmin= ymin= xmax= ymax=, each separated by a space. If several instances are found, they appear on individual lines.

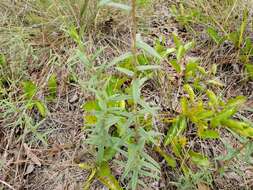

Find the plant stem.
xmin=130 ymin=0 xmax=139 ymax=139
xmin=131 ymin=0 xmax=138 ymax=74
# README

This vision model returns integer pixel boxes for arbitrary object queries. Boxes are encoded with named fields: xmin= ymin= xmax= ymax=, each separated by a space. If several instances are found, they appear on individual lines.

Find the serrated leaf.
xmin=34 ymin=100 xmax=47 ymax=117
xmin=183 ymin=84 xmax=195 ymax=102
xmin=211 ymin=108 xmax=237 ymax=128
xmin=196 ymin=110 xmax=214 ymax=120
xmin=171 ymin=137 xmax=186 ymax=157
xmin=197 ymin=66 xmax=207 ymax=75
xmin=222 ymin=119 xmax=253 ymax=138
xmin=206 ymin=90 xmax=218 ymax=107
xmin=180 ymin=97 xmax=188 ymax=114
xmin=208 ymin=79 xmax=224 ymax=87
xmin=23 ymin=81 xmax=37 ymax=99
xmin=225 ymin=96 xmax=246 ymax=108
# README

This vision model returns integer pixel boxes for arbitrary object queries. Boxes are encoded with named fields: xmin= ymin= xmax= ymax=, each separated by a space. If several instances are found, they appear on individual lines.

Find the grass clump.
xmin=0 ymin=0 xmax=253 ymax=190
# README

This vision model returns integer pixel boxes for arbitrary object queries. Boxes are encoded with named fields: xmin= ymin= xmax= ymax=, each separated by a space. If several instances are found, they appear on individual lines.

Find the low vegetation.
xmin=0 ymin=0 xmax=252 ymax=189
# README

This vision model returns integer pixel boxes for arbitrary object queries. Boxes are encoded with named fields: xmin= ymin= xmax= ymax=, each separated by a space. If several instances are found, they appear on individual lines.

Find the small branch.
xmin=0 ymin=179 xmax=16 ymax=190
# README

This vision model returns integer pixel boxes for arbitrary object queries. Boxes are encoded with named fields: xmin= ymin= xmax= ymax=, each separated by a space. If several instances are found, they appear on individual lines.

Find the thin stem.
xmin=0 ymin=179 xmax=16 ymax=190
xmin=131 ymin=0 xmax=138 ymax=74
xmin=130 ymin=0 xmax=139 ymax=138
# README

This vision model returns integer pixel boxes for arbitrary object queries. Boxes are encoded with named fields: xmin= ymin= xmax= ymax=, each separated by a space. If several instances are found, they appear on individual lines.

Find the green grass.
xmin=0 ymin=0 xmax=253 ymax=190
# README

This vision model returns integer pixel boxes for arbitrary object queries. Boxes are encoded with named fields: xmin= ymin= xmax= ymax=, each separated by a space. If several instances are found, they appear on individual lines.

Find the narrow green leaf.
xmin=169 ymin=59 xmax=181 ymax=73
xmin=0 ymin=54 xmax=6 ymax=66
xmin=99 ymin=0 xmax=131 ymax=11
xmin=238 ymin=9 xmax=248 ymax=48
xmin=136 ymin=65 xmax=161 ymax=71
xmin=108 ymin=52 xmax=132 ymax=68
xmin=83 ymin=168 xmax=97 ymax=190
xmin=176 ymin=45 xmax=185 ymax=61
xmin=189 ymin=151 xmax=209 ymax=167
xmin=245 ymin=64 xmax=253 ymax=80
xmin=77 ymin=50 xmax=91 ymax=67
xmin=164 ymin=116 xmax=186 ymax=146
xmin=136 ymin=35 xmax=162 ymax=60
xmin=228 ymin=31 xmax=240 ymax=47
xmin=185 ymin=60 xmax=199 ymax=74
xmin=207 ymin=27 xmax=222 ymax=45
xmin=48 ymin=74 xmax=57 ymax=98
xmin=132 ymin=78 xmax=147 ymax=104
xmin=68 ymin=26 xmax=81 ymax=45
xmin=172 ymin=33 xmax=182 ymax=49
xmin=115 ymin=67 xmax=134 ymax=77
xmin=184 ymin=41 xmax=195 ymax=51
xmin=199 ymin=129 xmax=220 ymax=139
xmin=107 ymin=2 xmax=131 ymax=11
xmin=155 ymin=146 xmax=176 ymax=167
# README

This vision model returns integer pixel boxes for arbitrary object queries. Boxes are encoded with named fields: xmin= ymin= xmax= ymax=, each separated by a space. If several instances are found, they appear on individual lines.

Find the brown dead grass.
xmin=1 ymin=0 xmax=253 ymax=190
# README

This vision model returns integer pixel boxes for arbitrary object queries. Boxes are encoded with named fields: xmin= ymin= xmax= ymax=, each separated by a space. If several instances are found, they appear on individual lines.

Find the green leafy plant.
xmin=153 ymin=34 xmax=253 ymax=188
xmin=75 ymin=1 xmax=164 ymax=189
xmin=79 ymin=44 xmax=161 ymax=189
xmin=22 ymin=81 xmax=47 ymax=117
xmin=170 ymin=3 xmax=203 ymax=27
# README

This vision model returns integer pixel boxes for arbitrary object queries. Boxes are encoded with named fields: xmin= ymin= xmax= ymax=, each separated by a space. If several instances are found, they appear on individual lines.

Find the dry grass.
xmin=0 ymin=0 xmax=253 ymax=189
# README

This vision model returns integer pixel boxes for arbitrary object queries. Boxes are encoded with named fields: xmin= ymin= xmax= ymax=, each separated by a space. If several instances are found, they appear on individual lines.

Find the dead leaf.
xmin=25 ymin=164 xmax=35 ymax=175
xmin=197 ymin=183 xmax=211 ymax=190
xmin=23 ymin=143 xmax=41 ymax=166
xmin=54 ymin=184 xmax=64 ymax=190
